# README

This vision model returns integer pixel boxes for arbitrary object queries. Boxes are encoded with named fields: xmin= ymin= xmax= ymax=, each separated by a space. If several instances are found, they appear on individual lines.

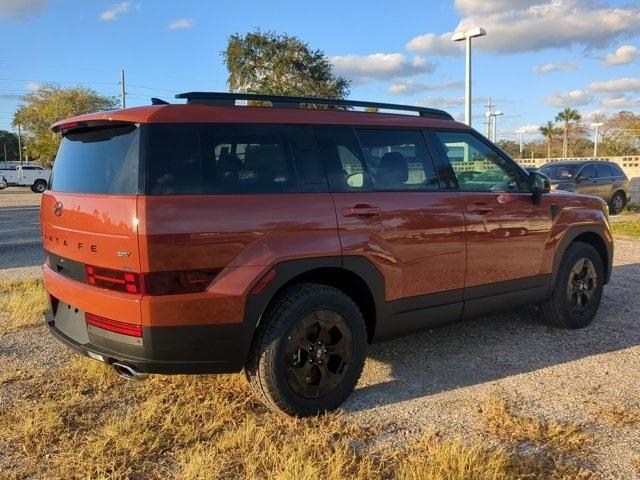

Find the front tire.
xmin=539 ymin=242 xmax=604 ymax=329
xmin=245 ymin=283 xmax=367 ymax=417
xmin=609 ymin=191 xmax=626 ymax=215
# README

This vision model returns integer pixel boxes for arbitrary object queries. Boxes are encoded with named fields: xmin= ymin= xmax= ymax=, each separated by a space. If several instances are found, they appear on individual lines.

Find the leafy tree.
xmin=597 ymin=111 xmax=640 ymax=156
xmin=222 ymin=30 xmax=350 ymax=99
xmin=539 ymin=121 xmax=562 ymax=159
xmin=0 ymin=130 xmax=20 ymax=162
xmin=555 ymin=107 xmax=582 ymax=157
xmin=12 ymin=84 xmax=117 ymax=166
xmin=496 ymin=140 xmax=519 ymax=158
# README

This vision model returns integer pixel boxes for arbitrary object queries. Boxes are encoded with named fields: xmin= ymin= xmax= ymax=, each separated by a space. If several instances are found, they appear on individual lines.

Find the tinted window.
xmin=51 ymin=125 xmax=140 ymax=194
xmin=538 ymin=163 xmax=580 ymax=180
xmin=356 ymin=129 xmax=438 ymax=191
xmin=147 ymin=125 xmax=299 ymax=195
xmin=435 ymin=131 xmax=528 ymax=192
xmin=596 ymin=164 xmax=614 ymax=178
xmin=316 ymin=126 xmax=369 ymax=191
xmin=610 ymin=163 xmax=625 ymax=177
xmin=579 ymin=165 xmax=597 ymax=179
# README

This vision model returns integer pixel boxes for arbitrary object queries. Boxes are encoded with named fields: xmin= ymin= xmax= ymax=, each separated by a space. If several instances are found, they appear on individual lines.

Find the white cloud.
xmin=388 ymin=80 xmax=464 ymax=95
xmin=0 ymin=0 xmax=47 ymax=20
xmin=410 ymin=1 xmax=640 ymax=55
xmin=600 ymin=95 xmax=640 ymax=108
xmin=330 ymin=53 xmax=435 ymax=84
xmin=531 ymin=62 xmax=577 ymax=74
xmin=169 ymin=18 xmax=193 ymax=30
xmin=581 ymin=109 xmax=607 ymax=123
xmin=25 ymin=81 xmax=41 ymax=92
xmin=415 ymin=96 xmax=487 ymax=110
xmin=603 ymin=45 xmax=639 ymax=65
xmin=405 ymin=32 xmax=462 ymax=56
xmin=589 ymin=77 xmax=640 ymax=92
xmin=454 ymin=0 xmax=544 ymax=15
xmin=546 ymin=89 xmax=594 ymax=107
xmin=100 ymin=2 xmax=129 ymax=21
xmin=518 ymin=124 xmax=540 ymax=134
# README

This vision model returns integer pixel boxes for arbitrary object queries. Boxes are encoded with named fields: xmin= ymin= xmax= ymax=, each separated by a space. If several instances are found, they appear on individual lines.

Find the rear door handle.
xmin=342 ymin=204 xmax=380 ymax=218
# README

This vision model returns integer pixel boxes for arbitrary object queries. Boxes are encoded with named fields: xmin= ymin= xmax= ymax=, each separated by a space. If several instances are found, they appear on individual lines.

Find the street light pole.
xmin=517 ymin=127 xmax=526 ymax=158
xmin=591 ymin=122 xmax=603 ymax=157
xmin=452 ymin=27 xmax=486 ymax=127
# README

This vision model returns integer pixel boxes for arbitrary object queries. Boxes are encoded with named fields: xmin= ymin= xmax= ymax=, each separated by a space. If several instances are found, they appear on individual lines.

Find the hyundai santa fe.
xmin=42 ymin=92 xmax=613 ymax=416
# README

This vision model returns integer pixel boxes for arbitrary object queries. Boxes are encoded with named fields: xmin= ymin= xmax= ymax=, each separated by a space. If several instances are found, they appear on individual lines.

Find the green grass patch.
xmin=611 ymin=219 xmax=640 ymax=239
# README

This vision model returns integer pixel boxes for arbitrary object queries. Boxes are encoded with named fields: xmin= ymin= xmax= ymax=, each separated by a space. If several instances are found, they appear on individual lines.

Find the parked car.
xmin=41 ymin=92 xmax=613 ymax=416
xmin=538 ymin=160 xmax=629 ymax=214
xmin=0 ymin=163 xmax=51 ymax=192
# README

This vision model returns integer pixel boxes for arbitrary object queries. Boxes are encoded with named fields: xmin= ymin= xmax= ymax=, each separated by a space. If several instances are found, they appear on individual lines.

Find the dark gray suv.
xmin=538 ymin=160 xmax=630 ymax=214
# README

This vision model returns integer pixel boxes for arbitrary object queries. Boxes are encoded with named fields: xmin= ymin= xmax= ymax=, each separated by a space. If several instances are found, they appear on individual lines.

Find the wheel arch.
xmin=552 ymin=225 xmax=613 ymax=286
xmin=244 ymin=256 xmax=384 ymax=345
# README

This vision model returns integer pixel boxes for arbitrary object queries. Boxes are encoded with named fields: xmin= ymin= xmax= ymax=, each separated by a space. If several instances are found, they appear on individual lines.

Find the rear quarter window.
xmin=146 ymin=124 xmax=300 ymax=195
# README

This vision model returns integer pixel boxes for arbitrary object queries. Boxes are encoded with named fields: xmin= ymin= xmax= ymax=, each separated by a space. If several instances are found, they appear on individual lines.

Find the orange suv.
xmin=42 ymin=92 xmax=613 ymax=416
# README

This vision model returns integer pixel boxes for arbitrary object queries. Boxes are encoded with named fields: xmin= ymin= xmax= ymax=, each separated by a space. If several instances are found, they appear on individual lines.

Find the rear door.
xmin=317 ymin=126 xmax=466 ymax=320
xmin=41 ymin=123 xmax=142 ymax=273
xmin=428 ymin=130 xmax=553 ymax=295
xmin=595 ymin=164 xmax=615 ymax=200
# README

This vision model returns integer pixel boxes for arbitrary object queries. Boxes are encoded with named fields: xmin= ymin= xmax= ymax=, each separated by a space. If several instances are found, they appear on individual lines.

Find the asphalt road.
xmin=0 ymin=188 xmax=44 ymax=280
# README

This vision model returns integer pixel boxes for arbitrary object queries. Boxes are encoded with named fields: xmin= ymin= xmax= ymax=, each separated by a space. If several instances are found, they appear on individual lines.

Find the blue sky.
xmin=1 ymin=0 xmax=639 ymax=141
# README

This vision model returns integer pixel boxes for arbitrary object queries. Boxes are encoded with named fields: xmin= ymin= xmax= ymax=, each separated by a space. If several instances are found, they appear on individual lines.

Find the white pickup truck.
xmin=0 ymin=164 xmax=51 ymax=192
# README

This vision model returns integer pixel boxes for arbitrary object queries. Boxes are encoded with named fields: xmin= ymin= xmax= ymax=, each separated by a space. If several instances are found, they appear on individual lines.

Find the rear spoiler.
xmin=51 ymin=119 xmax=135 ymax=135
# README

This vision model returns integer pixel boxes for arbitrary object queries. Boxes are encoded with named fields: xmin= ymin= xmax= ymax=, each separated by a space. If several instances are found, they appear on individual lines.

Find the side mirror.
xmin=529 ymin=171 xmax=550 ymax=205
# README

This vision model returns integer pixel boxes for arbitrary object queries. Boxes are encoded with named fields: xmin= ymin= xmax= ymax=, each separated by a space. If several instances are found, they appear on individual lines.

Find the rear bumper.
xmin=45 ymin=304 xmax=248 ymax=374
xmin=43 ymin=264 xmax=252 ymax=374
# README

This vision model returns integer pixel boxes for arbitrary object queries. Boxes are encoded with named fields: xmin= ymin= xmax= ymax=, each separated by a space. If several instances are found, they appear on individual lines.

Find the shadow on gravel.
xmin=0 ymin=205 xmax=43 ymax=270
xmin=346 ymin=262 xmax=640 ymax=412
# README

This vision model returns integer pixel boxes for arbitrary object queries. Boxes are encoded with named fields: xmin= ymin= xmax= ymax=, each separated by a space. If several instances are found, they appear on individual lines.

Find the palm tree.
xmin=555 ymin=107 xmax=582 ymax=157
xmin=539 ymin=121 xmax=562 ymax=159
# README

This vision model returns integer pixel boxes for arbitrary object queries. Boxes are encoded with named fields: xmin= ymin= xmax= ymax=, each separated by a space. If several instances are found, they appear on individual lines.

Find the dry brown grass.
xmin=0 ymin=278 xmax=48 ymax=334
xmin=596 ymin=403 xmax=640 ymax=427
xmin=480 ymin=397 xmax=593 ymax=456
xmin=0 ymin=357 xmax=601 ymax=480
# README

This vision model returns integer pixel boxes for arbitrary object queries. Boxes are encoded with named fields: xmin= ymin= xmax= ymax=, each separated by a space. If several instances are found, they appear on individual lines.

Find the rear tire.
xmin=245 ymin=283 xmax=367 ymax=417
xmin=539 ymin=242 xmax=604 ymax=329
xmin=609 ymin=191 xmax=626 ymax=215
xmin=32 ymin=180 xmax=47 ymax=193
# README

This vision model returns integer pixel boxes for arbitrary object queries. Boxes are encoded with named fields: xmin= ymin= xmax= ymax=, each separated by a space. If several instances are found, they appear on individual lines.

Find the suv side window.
xmin=579 ymin=164 xmax=597 ymax=179
xmin=147 ymin=124 xmax=299 ymax=195
xmin=596 ymin=164 xmax=613 ymax=178
xmin=315 ymin=126 xmax=370 ymax=192
xmin=356 ymin=129 xmax=438 ymax=191
xmin=434 ymin=131 xmax=529 ymax=192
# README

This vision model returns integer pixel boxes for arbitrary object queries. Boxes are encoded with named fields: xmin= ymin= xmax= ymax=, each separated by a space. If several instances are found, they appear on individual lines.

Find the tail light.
xmin=85 ymin=312 xmax=142 ymax=337
xmin=143 ymin=269 xmax=221 ymax=295
xmin=84 ymin=265 xmax=220 ymax=296
xmin=86 ymin=265 xmax=141 ymax=294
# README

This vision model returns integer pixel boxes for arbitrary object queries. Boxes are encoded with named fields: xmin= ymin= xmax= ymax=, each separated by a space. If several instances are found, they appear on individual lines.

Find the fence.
xmin=515 ymin=156 xmax=640 ymax=206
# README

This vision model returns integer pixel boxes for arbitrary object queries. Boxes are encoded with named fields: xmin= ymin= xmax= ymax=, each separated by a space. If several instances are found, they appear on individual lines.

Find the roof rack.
xmin=174 ymin=91 xmax=454 ymax=120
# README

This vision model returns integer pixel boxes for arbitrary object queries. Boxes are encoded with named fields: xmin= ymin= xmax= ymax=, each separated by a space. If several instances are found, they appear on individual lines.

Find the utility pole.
xmin=3 ymin=143 xmax=7 ymax=163
xmin=17 ymin=124 xmax=23 ymax=164
xmin=120 ymin=69 xmax=126 ymax=109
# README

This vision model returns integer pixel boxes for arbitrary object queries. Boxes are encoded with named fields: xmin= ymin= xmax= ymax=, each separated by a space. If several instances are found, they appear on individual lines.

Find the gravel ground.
xmin=1 ymin=190 xmax=639 ymax=477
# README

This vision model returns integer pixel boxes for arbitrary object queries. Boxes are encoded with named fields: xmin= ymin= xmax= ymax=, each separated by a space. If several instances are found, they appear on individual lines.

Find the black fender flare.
xmin=551 ymin=224 xmax=613 ymax=289
xmin=238 ymin=255 xmax=385 ymax=364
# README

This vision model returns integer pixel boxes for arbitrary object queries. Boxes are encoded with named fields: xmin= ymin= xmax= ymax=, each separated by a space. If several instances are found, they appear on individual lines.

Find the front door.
xmin=429 ymin=130 xmax=553 ymax=291
xmin=315 ymin=126 xmax=466 ymax=305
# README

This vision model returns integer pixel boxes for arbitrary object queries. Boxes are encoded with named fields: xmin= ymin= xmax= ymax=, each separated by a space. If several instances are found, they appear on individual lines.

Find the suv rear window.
xmin=147 ymin=124 xmax=298 ymax=195
xmin=51 ymin=124 xmax=140 ymax=194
